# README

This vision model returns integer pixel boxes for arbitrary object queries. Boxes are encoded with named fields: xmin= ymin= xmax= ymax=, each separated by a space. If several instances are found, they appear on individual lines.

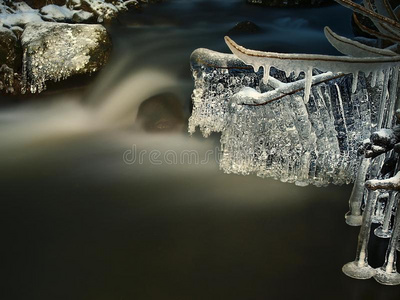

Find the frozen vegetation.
xmin=189 ymin=0 xmax=400 ymax=285
xmin=21 ymin=22 xmax=111 ymax=93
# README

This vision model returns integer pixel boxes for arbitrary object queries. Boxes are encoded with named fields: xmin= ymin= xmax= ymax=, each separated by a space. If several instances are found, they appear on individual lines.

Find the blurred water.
xmin=1 ymin=1 xmax=399 ymax=299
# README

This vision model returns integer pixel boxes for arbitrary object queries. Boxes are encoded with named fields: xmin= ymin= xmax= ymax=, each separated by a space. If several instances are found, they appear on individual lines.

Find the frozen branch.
xmin=366 ymin=171 xmax=400 ymax=191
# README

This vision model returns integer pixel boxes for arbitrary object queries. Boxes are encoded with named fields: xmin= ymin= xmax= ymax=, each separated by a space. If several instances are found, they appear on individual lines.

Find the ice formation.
xmin=189 ymin=0 xmax=400 ymax=286
xmin=21 ymin=23 xmax=110 ymax=94
xmin=189 ymin=44 xmax=393 ymax=187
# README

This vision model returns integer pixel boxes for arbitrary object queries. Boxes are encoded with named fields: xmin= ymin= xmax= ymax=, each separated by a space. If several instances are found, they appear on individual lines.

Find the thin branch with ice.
xmin=234 ymin=72 xmax=345 ymax=106
xmin=324 ymin=26 xmax=397 ymax=57
xmin=366 ymin=171 xmax=400 ymax=191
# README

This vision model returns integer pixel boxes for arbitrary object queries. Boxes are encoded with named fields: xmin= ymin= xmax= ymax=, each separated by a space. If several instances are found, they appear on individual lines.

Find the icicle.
xmin=303 ymin=67 xmax=313 ymax=103
xmin=252 ymin=63 xmax=261 ymax=73
xmin=377 ymin=69 xmax=385 ymax=84
xmin=293 ymin=68 xmax=301 ymax=79
xmin=21 ymin=49 xmax=28 ymax=94
xmin=377 ymin=68 xmax=390 ymax=129
xmin=352 ymin=71 xmax=358 ymax=94
xmin=371 ymin=71 xmax=377 ymax=87
xmin=335 ymin=83 xmax=349 ymax=140
xmin=262 ymin=64 xmax=270 ymax=84
xmin=386 ymin=67 xmax=399 ymax=127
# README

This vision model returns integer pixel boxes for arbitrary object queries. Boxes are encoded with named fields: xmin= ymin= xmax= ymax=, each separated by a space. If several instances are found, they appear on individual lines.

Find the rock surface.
xmin=21 ymin=22 xmax=111 ymax=93
xmin=136 ymin=93 xmax=185 ymax=132
xmin=0 ymin=0 xmax=148 ymax=94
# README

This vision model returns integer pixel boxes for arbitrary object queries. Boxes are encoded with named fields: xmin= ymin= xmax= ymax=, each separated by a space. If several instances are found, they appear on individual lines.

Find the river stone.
xmin=21 ymin=22 xmax=111 ymax=93
xmin=227 ymin=21 xmax=261 ymax=35
xmin=136 ymin=93 xmax=185 ymax=132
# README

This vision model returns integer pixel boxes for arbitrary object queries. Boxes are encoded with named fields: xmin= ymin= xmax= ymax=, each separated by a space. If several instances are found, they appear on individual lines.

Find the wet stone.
xmin=136 ymin=93 xmax=185 ymax=132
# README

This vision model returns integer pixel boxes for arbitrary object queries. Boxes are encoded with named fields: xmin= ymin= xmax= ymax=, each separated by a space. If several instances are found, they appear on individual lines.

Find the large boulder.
xmin=21 ymin=22 xmax=112 ymax=93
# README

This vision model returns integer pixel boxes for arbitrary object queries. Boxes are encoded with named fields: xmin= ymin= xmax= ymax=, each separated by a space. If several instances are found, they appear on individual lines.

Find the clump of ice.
xmin=21 ymin=23 xmax=108 ymax=94
xmin=188 ymin=47 xmax=393 ymax=187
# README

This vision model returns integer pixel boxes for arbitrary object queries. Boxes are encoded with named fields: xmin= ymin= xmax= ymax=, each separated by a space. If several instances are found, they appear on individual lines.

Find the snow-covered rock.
xmin=81 ymin=0 xmax=119 ymax=22
xmin=0 ymin=0 xmax=138 ymax=26
xmin=0 ymin=1 xmax=43 ymax=27
xmin=21 ymin=22 xmax=111 ymax=93
xmin=39 ymin=4 xmax=95 ymax=23
xmin=0 ymin=0 xmax=146 ymax=94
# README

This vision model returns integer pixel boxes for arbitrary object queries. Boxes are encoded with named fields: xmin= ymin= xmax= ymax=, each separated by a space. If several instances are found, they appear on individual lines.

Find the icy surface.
xmin=188 ymin=47 xmax=391 ymax=186
xmin=21 ymin=23 xmax=109 ymax=94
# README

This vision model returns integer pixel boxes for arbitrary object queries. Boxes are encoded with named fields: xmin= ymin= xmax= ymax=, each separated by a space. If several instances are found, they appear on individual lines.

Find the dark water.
xmin=1 ymin=1 xmax=400 ymax=299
